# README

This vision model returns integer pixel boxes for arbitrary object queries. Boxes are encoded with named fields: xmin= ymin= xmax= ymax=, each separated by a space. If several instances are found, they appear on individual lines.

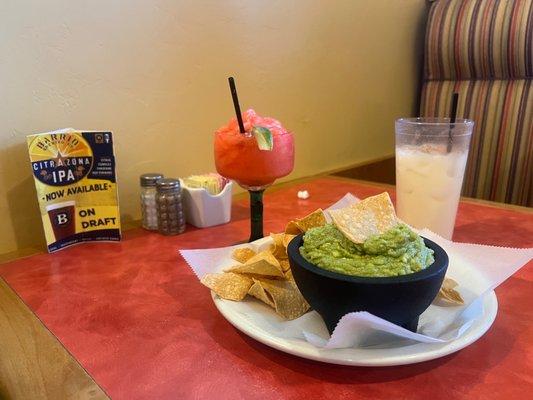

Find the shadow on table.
xmin=234 ymin=331 xmax=457 ymax=383
xmin=200 ymin=310 xmax=515 ymax=386
xmin=231 ymin=203 xmax=250 ymax=222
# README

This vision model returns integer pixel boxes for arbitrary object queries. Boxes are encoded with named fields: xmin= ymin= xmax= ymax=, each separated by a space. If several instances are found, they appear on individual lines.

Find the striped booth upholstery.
xmin=420 ymin=0 xmax=532 ymax=206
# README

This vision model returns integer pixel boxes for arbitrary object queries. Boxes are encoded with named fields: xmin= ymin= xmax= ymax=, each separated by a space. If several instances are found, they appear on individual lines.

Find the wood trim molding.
xmin=332 ymin=156 xmax=395 ymax=185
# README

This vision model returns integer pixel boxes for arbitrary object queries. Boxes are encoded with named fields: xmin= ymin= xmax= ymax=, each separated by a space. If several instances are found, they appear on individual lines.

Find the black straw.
xmin=447 ymin=92 xmax=459 ymax=153
xmin=228 ymin=77 xmax=246 ymax=134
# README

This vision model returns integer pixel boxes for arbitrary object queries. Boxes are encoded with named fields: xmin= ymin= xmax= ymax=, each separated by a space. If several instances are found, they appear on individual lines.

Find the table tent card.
xmin=27 ymin=128 xmax=121 ymax=252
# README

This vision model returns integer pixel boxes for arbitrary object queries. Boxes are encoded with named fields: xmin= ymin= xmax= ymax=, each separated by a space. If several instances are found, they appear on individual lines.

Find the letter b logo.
xmin=56 ymin=213 xmax=69 ymax=225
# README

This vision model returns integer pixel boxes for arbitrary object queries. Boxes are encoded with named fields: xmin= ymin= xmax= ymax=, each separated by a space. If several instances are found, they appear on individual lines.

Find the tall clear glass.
xmin=395 ymin=118 xmax=474 ymax=240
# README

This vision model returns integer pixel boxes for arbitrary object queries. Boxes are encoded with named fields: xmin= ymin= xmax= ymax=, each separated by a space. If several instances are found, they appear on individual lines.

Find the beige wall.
xmin=0 ymin=0 xmax=427 ymax=255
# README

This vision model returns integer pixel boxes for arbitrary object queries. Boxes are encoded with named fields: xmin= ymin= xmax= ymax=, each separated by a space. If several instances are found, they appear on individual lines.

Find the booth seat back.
xmin=420 ymin=0 xmax=532 ymax=206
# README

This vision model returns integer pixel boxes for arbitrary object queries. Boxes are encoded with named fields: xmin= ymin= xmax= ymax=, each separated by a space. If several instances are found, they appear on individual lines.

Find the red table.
xmin=1 ymin=177 xmax=532 ymax=399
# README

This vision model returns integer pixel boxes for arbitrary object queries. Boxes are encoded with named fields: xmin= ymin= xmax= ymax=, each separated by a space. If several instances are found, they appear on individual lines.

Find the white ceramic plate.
xmin=212 ymin=291 xmax=498 ymax=366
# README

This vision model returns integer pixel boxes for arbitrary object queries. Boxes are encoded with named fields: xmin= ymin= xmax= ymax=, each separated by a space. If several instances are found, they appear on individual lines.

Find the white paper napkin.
xmin=180 ymin=193 xmax=533 ymax=349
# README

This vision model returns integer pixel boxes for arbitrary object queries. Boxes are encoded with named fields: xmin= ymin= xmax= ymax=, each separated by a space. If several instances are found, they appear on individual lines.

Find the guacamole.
xmin=300 ymin=223 xmax=434 ymax=277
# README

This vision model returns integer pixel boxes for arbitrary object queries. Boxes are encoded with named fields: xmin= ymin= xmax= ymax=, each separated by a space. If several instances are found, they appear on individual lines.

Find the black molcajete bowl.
xmin=287 ymin=234 xmax=448 ymax=334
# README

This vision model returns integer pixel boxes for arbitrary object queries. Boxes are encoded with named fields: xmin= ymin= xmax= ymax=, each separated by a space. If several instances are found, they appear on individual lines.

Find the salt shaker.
xmin=140 ymin=173 xmax=163 ymax=230
xmin=156 ymin=178 xmax=186 ymax=235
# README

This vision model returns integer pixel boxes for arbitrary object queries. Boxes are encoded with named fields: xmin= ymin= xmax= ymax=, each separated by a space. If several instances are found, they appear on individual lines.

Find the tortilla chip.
xmin=248 ymin=280 xmax=275 ymax=308
xmin=284 ymin=269 xmax=294 ymax=281
xmin=282 ymin=233 xmax=296 ymax=249
xmin=285 ymin=221 xmax=302 ymax=235
xmin=225 ymin=250 xmax=285 ymax=278
xmin=437 ymin=277 xmax=464 ymax=305
xmin=270 ymin=232 xmax=284 ymax=247
xmin=270 ymin=233 xmax=287 ymax=259
xmin=284 ymin=209 xmax=327 ymax=235
xmin=231 ymin=247 xmax=256 ymax=264
xmin=201 ymin=272 xmax=253 ymax=301
xmin=295 ymin=209 xmax=327 ymax=232
xmin=442 ymin=277 xmax=458 ymax=289
xmin=328 ymin=192 xmax=398 ymax=243
xmin=254 ymin=278 xmax=309 ymax=320
xmin=279 ymin=259 xmax=290 ymax=272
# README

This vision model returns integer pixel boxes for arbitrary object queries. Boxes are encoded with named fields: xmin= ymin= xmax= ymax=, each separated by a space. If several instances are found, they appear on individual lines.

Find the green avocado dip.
xmin=300 ymin=223 xmax=434 ymax=277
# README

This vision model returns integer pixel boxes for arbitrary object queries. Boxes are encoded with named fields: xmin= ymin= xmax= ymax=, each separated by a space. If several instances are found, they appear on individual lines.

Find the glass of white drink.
xmin=395 ymin=118 xmax=474 ymax=240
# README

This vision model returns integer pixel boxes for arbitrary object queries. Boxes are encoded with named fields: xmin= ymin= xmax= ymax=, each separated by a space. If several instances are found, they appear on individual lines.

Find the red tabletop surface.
xmin=1 ymin=177 xmax=532 ymax=400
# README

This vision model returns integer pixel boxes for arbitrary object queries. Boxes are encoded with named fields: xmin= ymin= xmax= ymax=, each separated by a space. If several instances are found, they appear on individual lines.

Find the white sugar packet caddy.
xmin=180 ymin=179 xmax=233 ymax=228
xmin=180 ymin=194 xmax=532 ymax=351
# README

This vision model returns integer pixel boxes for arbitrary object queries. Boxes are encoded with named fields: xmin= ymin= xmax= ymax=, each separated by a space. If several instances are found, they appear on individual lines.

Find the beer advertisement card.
xmin=27 ymin=129 xmax=121 ymax=252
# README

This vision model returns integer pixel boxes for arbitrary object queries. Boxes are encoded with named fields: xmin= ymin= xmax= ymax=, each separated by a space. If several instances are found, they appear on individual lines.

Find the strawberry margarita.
xmin=214 ymin=109 xmax=294 ymax=189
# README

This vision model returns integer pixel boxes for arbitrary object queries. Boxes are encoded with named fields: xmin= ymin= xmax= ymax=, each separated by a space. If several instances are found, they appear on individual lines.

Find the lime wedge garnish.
xmin=251 ymin=126 xmax=273 ymax=151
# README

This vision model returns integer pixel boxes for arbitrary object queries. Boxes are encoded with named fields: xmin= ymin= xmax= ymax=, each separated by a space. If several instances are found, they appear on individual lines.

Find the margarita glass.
xmin=214 ymin=109 xmax=294 ymax=241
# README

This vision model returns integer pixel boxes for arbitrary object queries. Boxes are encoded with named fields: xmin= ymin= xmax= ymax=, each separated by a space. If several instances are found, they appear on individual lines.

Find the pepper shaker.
xmin=140 ymin=173 xmax=163 ymax=230
xmin=156 ymin=178 xmax=186 ymax=235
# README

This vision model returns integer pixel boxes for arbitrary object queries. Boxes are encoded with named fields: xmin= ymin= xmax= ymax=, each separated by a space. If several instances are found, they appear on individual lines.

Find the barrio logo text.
xmin=29 ymin=133 xmax=94 ymax=186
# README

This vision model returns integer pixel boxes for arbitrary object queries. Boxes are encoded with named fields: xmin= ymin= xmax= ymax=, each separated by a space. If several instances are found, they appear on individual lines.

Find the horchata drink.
xmin=214 ymin=109 xmax=294 ymax=189
xmin=395 ymin=118 xmax=473 ymax=240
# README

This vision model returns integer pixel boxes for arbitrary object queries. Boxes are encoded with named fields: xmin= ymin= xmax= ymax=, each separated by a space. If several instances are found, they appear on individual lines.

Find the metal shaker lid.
xmin=140 ymin=173 xmax=164 ymax=187
xmin=156 ymin=178 xmax=181 ymax=191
